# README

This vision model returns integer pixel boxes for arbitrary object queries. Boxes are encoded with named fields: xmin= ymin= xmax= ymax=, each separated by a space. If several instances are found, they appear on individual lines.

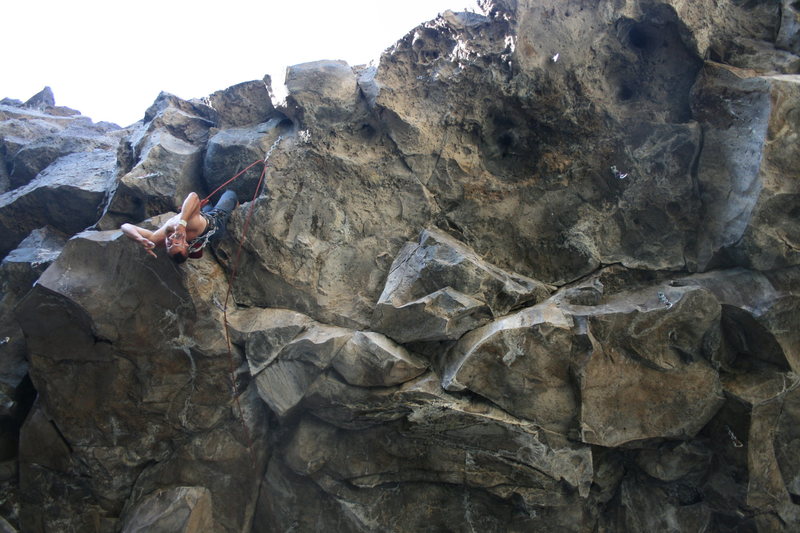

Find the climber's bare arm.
xmin=120 ymin=193 xmax=202 ymax=258
xmin=121 ymin=223 xmax=167 ymax=258
xmin=178 ymin=192 xmax=201 ymax=221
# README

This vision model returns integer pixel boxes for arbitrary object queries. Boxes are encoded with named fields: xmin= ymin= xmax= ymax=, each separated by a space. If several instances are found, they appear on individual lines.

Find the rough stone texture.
xmin=373 ymin=227 xmax=551 ymax=343
xmin=0 ymin=98 xmax=120 ymax=191
xmin=95 ymin=93 xmax=214 ymax=230
xmin=442 ymin=284 xmax=726 ymax=444
xmin=332 ymin=331 xmax=428 ymax=387
xmin=285 ymin=60 xmax=360 ymax=127
xmin=674 ymin=268 xmax=800 ymax=372
xmin=207 ymin=78 xmax=275 ymax=129
xmin=121 ymin=486 xmax=213 ymax=533
xmin=15 ymin=230 xmax=267 ymax=532
xmin=693 ymin=65 xmax=800 ymax=270
xmin=202 ymin=117 xmax=288 ymax=201
xmin=0 ymin=227 xmax=65 ymax=420
xmin=260 ymin=374 xmax=595 ymax=532
xmin=1 ymin=0 xmax=800 ymax=531
xmin=0 ymin=227 xmax=63 ymax=528
xmin=0 ymin=149 xmax=116 ymax=257
xmin=578 ymin=286 xmax=726 ymax=447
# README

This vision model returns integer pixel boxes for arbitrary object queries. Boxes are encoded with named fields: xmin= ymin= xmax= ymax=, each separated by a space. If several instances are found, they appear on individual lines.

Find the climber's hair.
xmin=169 ymin=252 xmax=188 ymax=264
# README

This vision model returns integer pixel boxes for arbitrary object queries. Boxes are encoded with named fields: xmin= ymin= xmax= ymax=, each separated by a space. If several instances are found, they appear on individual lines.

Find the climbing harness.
xmin=186 ymin=211 xmax=220 ymax=258
xmin=212 ymin=135 xmax=283 ymax=466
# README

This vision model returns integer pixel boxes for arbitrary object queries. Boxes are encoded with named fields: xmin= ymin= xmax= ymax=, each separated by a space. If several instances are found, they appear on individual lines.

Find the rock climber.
xmin=120 ymin=190 xmax=238 ymax=263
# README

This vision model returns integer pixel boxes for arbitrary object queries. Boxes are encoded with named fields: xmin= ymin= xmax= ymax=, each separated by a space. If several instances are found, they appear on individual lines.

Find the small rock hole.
xmin=628 ymin=25 xmax=651 ymax=50
xmin=618 ymin=84 xmax=635 ymax=101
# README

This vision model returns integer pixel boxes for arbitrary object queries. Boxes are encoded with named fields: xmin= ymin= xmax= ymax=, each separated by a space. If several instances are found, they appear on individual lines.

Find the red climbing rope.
xmin=204 ymin=135 xmax=283 ymax=465
xmin=200 ymin=159 xmax=266 ymax=207
xmin=215 ymin=157 xmax=271 ymax=467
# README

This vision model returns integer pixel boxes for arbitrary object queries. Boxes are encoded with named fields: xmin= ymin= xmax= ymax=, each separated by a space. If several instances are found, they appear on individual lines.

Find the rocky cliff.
xmin=1 ymin=0 xmax=799 ymax=531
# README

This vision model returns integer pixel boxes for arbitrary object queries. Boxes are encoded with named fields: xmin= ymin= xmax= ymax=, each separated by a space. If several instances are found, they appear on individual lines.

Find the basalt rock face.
xmin=1 ymin=0 xmax=800 ymax=531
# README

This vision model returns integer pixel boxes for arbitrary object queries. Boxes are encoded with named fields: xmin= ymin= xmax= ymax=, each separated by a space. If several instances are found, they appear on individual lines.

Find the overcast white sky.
xmin=3 ymin=0 xmax=473 ymax=127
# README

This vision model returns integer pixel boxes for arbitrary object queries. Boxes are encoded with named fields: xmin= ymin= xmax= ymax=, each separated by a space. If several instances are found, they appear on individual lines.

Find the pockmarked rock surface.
xmin=0 ymin=0 xmax=799 ymax=531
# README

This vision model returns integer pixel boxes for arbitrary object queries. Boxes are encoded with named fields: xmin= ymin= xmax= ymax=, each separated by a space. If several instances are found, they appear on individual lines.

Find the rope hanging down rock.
xmin=214 ymin=135 xmax=283 ymax=466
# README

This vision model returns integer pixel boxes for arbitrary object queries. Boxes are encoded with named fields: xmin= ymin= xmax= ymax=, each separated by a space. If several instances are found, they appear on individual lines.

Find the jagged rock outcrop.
xmin=0 ymin=0 xmax=799 ymax=531
xmin=15 ymin=229 xmax=268 ymax=532
xmin=0 ymin=149 xmax=116 ymax=257
xmin=0 ymin=91 xmax=121 ymax=191
xmin=372 ymin=227 xmax=552 ymax=343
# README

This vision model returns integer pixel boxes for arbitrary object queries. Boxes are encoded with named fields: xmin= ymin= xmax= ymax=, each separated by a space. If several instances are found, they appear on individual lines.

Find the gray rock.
xmin=635 ymin=441 xmax=713 ymax=482
xmin=578 ymin=285 xmax=726 ymax=447
xmin=692 ymin=65 xmax=800 ymax=271
xmin=0 ymin=87 xmax=121 ymax=190
xmin=96 ymin=93 xmax=214 ymax=230
xmin=0 ymin=149 xmax=116 ymax=257
xmin=228 ymin=306 xmax=352 ymax=417
xmin=141 ymin=92 xmax=216 ymax=132
xmin=222 ymin=144 xmax=436 ymax=328
xmin=442 ymin=301 xmax=581 ymax=433
xmin=6 ymin=117 xmax=120 ymax=189
xmin=777 ymin=0 xmax=800 ymax=55
xmin=207 ymin=78 xmax=275 ymax=128
xmin=285 ymin=60 xmax=359 ymax=126
xmin=15 ymin=230 xmax=267 ymax=531
xmin=23 ymin=87 xmax=54 ymax=109
xmin=443 ymin=284 xmax=725 ymax=445
xmin=700 ymin=364 xmax=800 ymax=528
xmin=266 ymin=375 xmax=594 ymax=529
xmin=373 ymin=228 xmax=551 ymax=343
xmin=0 ymin=227 xmax=66 ymax=419
xmin=121 ymin=487 xmax=213 ymax=533
xmin=202 ymin=118 xmax=286 ymax=199
xmin=673 ymin=267 xmax=800 ymax=372
xmin=559 ymin=279 xmax=604 ymax=306
xmin=604 ymin=471 xmax=713 ymax=533
xmin=332 ymin=331 xmax=428 ymax=387
xmin=4 ymin=1 xmax=800 ymax=531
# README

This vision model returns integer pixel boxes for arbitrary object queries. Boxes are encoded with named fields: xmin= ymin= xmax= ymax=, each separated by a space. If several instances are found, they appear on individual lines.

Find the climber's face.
xmin=166 ymin=231 xmax=188 ymax=258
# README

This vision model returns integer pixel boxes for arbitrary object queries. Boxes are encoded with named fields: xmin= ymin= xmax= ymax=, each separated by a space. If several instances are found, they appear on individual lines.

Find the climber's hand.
xmin=139 ymin=237 xmax=157 ymax=258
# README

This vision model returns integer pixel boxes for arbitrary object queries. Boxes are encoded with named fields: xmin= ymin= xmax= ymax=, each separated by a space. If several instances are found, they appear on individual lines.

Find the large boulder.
xmin=15 ymin=229 xmax=267 ymax=532
xmin=576 ymin=285 xmax=725 ymax=447
xmin=258 ymin=374 xmax=595 ymax=532
xmin=373 ymin=1 xmax=709 ymax=284
xmin=372 ymin=228 xmax=551 ymax=343
xmin=285 ymin=60 xmax=360 ymax=128
xmin=207 ymin=78 xmax=275 ymax=129
xmin=700 ymin=364 xmax=800 ymax=528
xmin=220 ymin=137 xmax=436 ymax=329
xmin=202 ymin=117 xmax=287 ymax=200
xmin=227 ymin=307 xmax=427 ymax=417
xmin=692 ymin=65 xmax=800 ymax=271
xmin=0 ymin=227 xmax=65 ymax=427
xmin=120 ymin=486 xmax=214 ymax=533
xmin=673 ymin=268 xmax=800 ymax=372
xmin=442 ymin=283 xmax=726 ymax=445
xmin=0 ymin=149 xmax=117 ymax=258
xmin=0 ymin=89 xmax=121 ymax=190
